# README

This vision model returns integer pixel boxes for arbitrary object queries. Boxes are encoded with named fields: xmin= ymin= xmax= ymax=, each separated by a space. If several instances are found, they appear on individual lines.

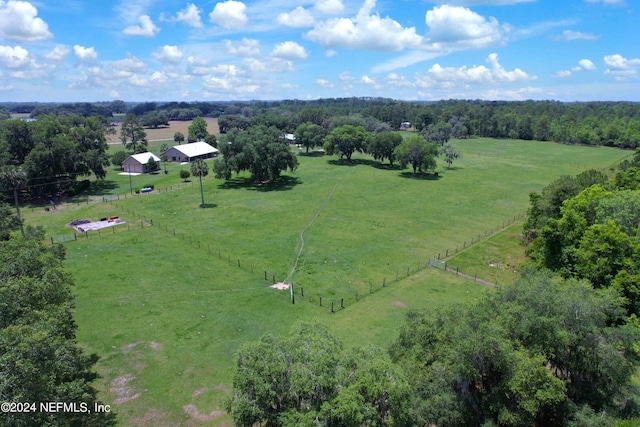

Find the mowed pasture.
xmin=23 ymin=138 xmax=629 ymax=425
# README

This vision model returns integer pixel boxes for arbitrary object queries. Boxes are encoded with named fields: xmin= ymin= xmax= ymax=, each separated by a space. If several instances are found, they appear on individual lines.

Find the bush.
xmin=180 ymin=170 xmax=190 ymax=181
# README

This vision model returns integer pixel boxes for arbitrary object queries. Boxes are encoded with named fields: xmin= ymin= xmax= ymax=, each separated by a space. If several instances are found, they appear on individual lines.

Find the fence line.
xmin=303 ymin=210 xmax=526 ymax=313
xmin=45 ymin=185 xmax=526 ymax=313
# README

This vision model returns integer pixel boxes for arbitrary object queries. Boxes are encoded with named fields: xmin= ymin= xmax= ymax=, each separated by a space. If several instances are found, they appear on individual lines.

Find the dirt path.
xmin=283 ymin=167 xmax=354 ymax=284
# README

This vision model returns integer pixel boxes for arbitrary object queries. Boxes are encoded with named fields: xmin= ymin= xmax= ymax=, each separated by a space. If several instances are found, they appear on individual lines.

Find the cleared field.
xmin=107 ymin=117 xmax=219 ymax=144
xmin=22 ymin=138 xmax=629 ymax=425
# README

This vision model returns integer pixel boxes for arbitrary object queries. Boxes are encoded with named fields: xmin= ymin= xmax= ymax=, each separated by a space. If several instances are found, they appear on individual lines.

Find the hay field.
xmin=107 ymin=117 xmax=219 ymax=144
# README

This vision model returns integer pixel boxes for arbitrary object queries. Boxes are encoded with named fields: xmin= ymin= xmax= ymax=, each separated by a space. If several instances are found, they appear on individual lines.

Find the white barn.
xmin=162 ymin=141 xmax=219 ymax=163
xmin=122 ymin=152 xmax=161 ymax=174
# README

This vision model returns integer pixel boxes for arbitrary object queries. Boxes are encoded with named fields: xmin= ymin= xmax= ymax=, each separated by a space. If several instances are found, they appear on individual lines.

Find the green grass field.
xmin=22 ymin=138 xmax=629 ymax=425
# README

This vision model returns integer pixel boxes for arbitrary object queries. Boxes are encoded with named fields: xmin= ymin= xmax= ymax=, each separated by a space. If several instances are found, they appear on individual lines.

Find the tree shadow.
xmin=327 ymin=158 xmax=380 ymax=167
xmin=298 ymin=151 xmax=325 ymax=158
xmin=218 ymin=175 xmax=302 ymax=192
xmin=399 ymin=171 xmax=441 ymax=180
xmin=372 ymin=163 xmax=404 ymax=171
xmin=199 ymin=203 xmax=218 ymax=208
xmin=86 ymin=180 xmax=120 ymax=196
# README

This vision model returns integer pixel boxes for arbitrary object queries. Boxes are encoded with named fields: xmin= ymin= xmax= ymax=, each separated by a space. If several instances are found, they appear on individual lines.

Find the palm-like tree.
xmin=0 ymin=166 xmax=27 ymax=236
xmin=190 ymin=159 xmax=209 ymax=207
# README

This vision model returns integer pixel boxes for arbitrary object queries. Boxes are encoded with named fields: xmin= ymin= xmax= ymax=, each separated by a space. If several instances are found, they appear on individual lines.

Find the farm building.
xmin=162 ymin=141 xmax=219 ymax=163
xmin=122 ymin=152 xmax=161 ymax=174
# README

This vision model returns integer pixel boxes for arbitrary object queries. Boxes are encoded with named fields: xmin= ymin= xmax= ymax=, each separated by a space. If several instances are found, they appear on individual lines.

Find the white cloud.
xmin=0 ymin=44 xmax=29 ymax=68
xmin=153 ymin=45 xmax=183 ymax=64
xmin=0 ymin=0 xmax=52 ymax=42
xmin=325 ymin=49 xmax=338 ymax=57
xmin=175 ymin=3 xmax=203 ymax=28
xmin=385 ymin=73 xmax=413 ymax=87
xmin=361 ymin=75 xmax=376 ymax=85
xmin=425 ymin=5 xmax=502 ymax=49
xmin=604 ymin=54 xmax=640 ymax=80
xmin=604 ymin=54 xmax=640 ymax=69
xmin=123 ymin=15 xmax=160 ymax=37
xmin=187 ymin=55 xmax=212 ymax=75
xmin=271 ymin=41 xmax=309 ymax=60
xmin=73 ymin=45 xmax=98 ymax=63
xmin=43 ymin=44 xmax=70 ymax=61
xmin=277 ymin=6 xmax=314 ymax=28
xmin=480 ymin=86 xmax=545 ymax=101
xmin=555 ymin=30 xmax=600 ymax=41
xmin=112 ymin=54 xmax=147 ymax=73
xmin=306 ymin=0 xmax=423 ymax=51
xmin=578 ymin=59 xmax=596 ymax=71
xmin=209 ymin=1 xmax=247 ymax=29
xmin=224 ymin=38 xmax=260 ymax=57
xmin=415 ymin=53 xmax=534 ymax=88
xmin=316 ymin=78 xmax=334 ymax=88
xmin=315 ymin=0 xmax=344 ymax=14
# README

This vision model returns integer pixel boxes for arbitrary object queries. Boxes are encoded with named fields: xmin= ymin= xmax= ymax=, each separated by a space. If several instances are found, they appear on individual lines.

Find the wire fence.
xmin=45 ymin=187 xmax=526 ymax=313
xmin=295 ymin=210 xmax=527 ymax=313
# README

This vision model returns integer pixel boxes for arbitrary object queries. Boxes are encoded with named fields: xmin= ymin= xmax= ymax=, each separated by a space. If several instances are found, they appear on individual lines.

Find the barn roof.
xmin=164 ymin=141 xmax=219 ymax=158
xmin=125 ymin=152 xmax=161 ymax=164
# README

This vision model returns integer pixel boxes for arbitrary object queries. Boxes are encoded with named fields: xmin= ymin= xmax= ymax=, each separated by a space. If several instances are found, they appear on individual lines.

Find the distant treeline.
xmin=1 ymin=98 xmax=639 ymax=148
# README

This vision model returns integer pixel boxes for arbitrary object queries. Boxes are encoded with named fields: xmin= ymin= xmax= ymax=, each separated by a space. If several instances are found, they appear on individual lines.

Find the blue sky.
xmin=0 ymin=0 xmax=638 ymax=102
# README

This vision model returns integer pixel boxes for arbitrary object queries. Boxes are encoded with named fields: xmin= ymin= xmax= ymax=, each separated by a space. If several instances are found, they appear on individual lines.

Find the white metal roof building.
xmin=162 ymin=141 xmax=219 ymax=163
xmin=122 ymin=152 xmax=161 ymax=174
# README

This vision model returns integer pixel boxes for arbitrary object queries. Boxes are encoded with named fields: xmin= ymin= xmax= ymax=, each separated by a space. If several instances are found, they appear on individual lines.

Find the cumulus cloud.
xmin=0 ymin=44 xmax=30 ymax=68
xmin=604 ymin=54 xmax=640 ymax=80
xmin=209 ymin=1 xmax=247 ymax=29
xmin=153 ymin=45 xmax=183 ymax=64
xmin=554 ymin=29 xmax=600 ymax=41
xmin=315 ymin=0 xmax=344 ymax=14
xmin=316 ymin=78 xmax=334 ymax=88
xmin=553 ymin=58 xmax=596 ymax=78
xmin=174 ymin=3 xmax=203 ymax=28
xmin=415 ymin=53 xmax=534 ymax=89
xmin=224 ymin=38 xmax=260 ymax=57
xmin=43 ymin=44 xmax=70 ymax=61
xmin=73 ymin=45 xmax=98 ymax=63
xmin=426 ymin=4 xmax=502 ymax=49
xmin=123 ymin=15 xmax=160 ymax=37
xmin=271 ymin=41 xmax=309 ymax=60
xmin=0 ymin=0 xmax=52 ymax=42
xmin=277 ymin=6 xmax=314 ymax=28
xmin=305 ymin=0 xmax=423 ymax=51
xmin=361 ymin=75 xmax=376 ymax=85
xmin=112 ymin=54 xmax=147 ymax=74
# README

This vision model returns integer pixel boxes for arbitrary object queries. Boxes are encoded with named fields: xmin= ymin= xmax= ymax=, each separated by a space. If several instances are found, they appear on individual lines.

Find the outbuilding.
xmin=162 ymin=141 xmax=219 ymax=163
xmin=122 ymin=152 xmax=161 ymax=174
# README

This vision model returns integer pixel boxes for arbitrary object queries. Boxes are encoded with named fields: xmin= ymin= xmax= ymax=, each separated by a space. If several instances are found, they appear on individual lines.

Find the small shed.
xmin=122 ymin=152 xmax=161 ymax=174
xmin=162 ymin=141 xmax=219 ymax=163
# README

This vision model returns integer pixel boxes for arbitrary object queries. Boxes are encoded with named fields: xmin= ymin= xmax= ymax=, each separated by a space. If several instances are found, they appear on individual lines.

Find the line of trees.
xmin=0 ymin=226 xmax=116 ymax=426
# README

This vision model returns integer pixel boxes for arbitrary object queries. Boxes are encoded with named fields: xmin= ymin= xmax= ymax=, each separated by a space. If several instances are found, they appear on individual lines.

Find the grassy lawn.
xmin=21 ymin=137 xmax=628 ymax=425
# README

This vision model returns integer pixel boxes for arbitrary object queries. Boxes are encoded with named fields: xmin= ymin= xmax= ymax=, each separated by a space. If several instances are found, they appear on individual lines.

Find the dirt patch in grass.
xmin=182 ymin=404 xmax=225 ymax=422
xmin=391 ymin=301 xmax=407 ymax=308
xmin=107 ymin=118 xmax=219 ymax=144
xmin=148 ymin=341 xmax=162 ymax=350
xmin=130 ymin=408 xmax=173 ymax=427
xmin=111 ymin=375 xmax=142 ymax=405
xmin=214 ymin=384 xmax=231 ymax=394
xmin=192 ymin=387 xmax=208 ymax=399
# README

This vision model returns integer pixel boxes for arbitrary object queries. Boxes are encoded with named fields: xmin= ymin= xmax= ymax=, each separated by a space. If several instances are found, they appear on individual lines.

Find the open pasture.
xmin=106 ymin=117 xmax=219 ymax=144
xmin=24 ymin=138 xmax=628 ymax=425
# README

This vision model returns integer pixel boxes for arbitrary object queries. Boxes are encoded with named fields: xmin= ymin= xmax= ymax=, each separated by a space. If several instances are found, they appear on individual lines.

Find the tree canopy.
xmin=367 ymin=131 xmax=403 ymax=167
xmin=214 ymin=125 xmax=298 ymax=183
xmin=0 ymin=235 xmax=116 ymax=426
xmin=188 ymin=116 xmax=208 ymax=142
xmin=394 ymin=135 xmax=438 ymax=175
xmin=120 ymin=113 xmax=147 ymax=153
xmin=323 ymin=125 xmax=370 ymax=162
